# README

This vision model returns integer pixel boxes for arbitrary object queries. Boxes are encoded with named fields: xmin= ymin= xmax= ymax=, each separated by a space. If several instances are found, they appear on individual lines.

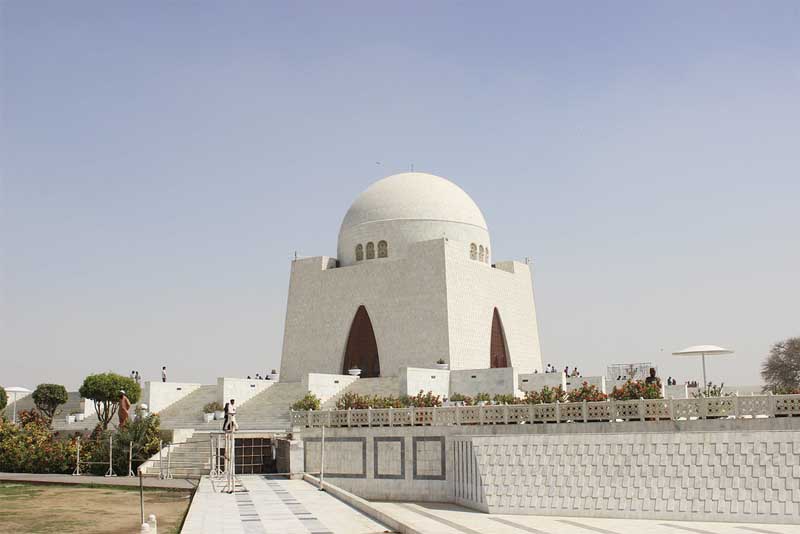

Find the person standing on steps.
xmin=224 ymin=399 xmax=238 ymax=432
xmin=161 ymin=366 xmax=167 ymax=383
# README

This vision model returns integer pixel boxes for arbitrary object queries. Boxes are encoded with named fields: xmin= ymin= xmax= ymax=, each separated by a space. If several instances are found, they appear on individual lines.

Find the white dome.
xmin=337 ymin=172 xmax=491 ymax=266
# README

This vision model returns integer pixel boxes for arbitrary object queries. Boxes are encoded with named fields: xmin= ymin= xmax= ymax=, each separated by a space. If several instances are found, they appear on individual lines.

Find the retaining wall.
xmin=295 ymin=417 xmax=800 ymax=523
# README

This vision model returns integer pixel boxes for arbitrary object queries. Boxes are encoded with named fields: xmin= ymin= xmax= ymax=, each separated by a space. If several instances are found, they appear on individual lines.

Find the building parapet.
xmin=291 ymin=393 xmax=800 ymax=428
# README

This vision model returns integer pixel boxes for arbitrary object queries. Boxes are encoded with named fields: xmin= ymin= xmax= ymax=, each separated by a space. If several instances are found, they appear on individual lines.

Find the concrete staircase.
xmin=153 ymin=382 xmax=309 ymax=432
xmin=235 ymin=382 xmax=308 ymax=431
xmin=140 ymin=433 xmax=212 ymax=478
xmin=156 ymin=385 xmax=222 ymax=431
xmin=321 ymin=377 xmax=402 ymax=409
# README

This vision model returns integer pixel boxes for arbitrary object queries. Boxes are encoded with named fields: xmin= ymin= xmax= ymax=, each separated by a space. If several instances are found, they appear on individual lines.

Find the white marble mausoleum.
xmin=279 ymin=172 xmax=543 ymax=382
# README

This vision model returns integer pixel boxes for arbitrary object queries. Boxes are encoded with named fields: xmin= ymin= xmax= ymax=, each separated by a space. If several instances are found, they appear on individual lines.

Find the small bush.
xmin=611 ymin=379 xmax=662 ymax=400
xmin=448 ymin=393 xmax=474 ymax=405
xmin=0 ymin=411 xmax=78 ymax=474
xmin=566 ymin=382 xmax=607 ymax=402
xmin=203 ymin=402 xmax=223 ymax=414
xmin=291 ymin=393 xmax=321 ymax=411
xmin=475 ymin=392 xmax=492 ymax=403
xmin=335 ymin=392 xmax=371 ymax=410
xmin=691 ymin=383 xmax=732 ymax=398
xmin=524 ymin=386 xmax=566 ymax=404
xmin=406 ymin=390 xmax=442 ymax=408
xmin=369 ymin=395 xmax=405 ymax=408
xmin=492 ymin=394 xmax=522 ymax=405
xmin=0 ymin=386 xmax=7 ymax=412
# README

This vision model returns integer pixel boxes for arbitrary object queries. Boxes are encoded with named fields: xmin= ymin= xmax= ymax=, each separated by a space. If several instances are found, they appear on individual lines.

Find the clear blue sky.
xmin=2 ymin=1 xmax=798 ymax=390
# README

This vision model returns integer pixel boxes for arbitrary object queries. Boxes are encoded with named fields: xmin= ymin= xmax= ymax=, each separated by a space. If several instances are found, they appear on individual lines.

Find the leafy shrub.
xmin=610 ymin=379 xmax=662 ymax=400
xmin=82 ymin=412 xmax=162 ymax=475
xmin=291 ymin=393 xmax=321 ymax=411
xmin=32 ymin=384 xmax=69 ymax=424
xmin=691 ymin=383 xmax=732 ymax=398
xmin=0 ymin=410 xmax=78 ymax=474
xmin=406 ymin=390 xmax=442 ymax=408
xmin=475 ymin=392 xmax=492 ymax=403
xmin=566 ymin=382 xmax=607 ymax=402
xmin=524 ymin=386 xmax=566 ymax=404
xmin=448 ymin=393 xmax=474 ymax=405
xmin=335 ymin=392 xmax=371 ymax=410
xmin=492 ymin=394 xmax=523 ymax=405
xmin=334 ymin=390 xmax=442 ymax=409
xmin=79 ymin=372 xmax=141 ymax=429
xmin=0 ymin=386 xmax=7 ymax=412
xmin=370 ymin=395 xmax=406 ymax=409
xmin=203 ymin=401 xmax=223 ymax=413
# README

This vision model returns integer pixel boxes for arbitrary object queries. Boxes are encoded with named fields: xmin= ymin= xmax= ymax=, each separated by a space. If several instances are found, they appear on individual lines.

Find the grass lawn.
xmin=0 ymin=482 xmax=192 ymax=534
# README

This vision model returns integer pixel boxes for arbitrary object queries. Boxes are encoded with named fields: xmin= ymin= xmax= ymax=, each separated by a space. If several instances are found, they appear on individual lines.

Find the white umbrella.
xmin=672 ymin=345 xmax=734 ymax=392
xmin=5 ymin=386 xmax=32 ymax=424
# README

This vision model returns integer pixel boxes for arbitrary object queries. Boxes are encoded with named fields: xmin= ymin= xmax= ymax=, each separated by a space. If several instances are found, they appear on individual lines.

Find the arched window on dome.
xmin=479 ymin=245 xmax=485 ymax=263
xmin=355 ymin=244 xmax=363 ymax=261
xmin=366 ymin=242 xmax=375 ymax=259
xmin=470 ymin=243 xmax=477 ymax=260
xmin=377 ymin=240 xmax=388 ymax=258
xmin=484 ymin=247 xmax=489 ymax=263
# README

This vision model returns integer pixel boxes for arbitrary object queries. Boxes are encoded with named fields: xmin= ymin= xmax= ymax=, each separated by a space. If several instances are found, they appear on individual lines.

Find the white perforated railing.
xmin=290 ymin=394 xmax=800 ymax=428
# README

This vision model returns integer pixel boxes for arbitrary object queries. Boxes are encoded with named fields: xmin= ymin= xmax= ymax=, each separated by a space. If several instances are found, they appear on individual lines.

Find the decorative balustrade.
xmin=290 ymin=394 xmax=800 ymax=429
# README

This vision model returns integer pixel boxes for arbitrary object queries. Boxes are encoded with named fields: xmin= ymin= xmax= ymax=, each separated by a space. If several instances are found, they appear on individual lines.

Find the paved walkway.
xmin=181 ymin=476 xmax=799 ymax=534
xmin=181 ymin=475 xmax=389 ymax=533
xmin=0 ymin=472 xmax=198 ymax=490
xmin=373 ymin=501 xmax=800 ymax=534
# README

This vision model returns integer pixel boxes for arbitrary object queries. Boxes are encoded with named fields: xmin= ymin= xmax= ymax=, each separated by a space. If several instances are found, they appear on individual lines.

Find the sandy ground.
xmin=0 ymin=482 xmax=192 ymax=534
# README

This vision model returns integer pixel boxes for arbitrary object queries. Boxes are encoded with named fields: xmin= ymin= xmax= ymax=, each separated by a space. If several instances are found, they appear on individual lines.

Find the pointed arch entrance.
xmin=342 ymin=305 xmax=381 ymax=378
xmin=490 ymin=308 xmax=510 ymax=368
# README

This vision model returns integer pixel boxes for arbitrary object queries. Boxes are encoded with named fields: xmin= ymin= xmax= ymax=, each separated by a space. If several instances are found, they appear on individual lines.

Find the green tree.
xmin=761 ymin=337 xmax=800 ymax=393
xmin=79 ymin=373 xmax=141 ymax=429
xmin=0 ymin=386 xmax=7 ymax=412
xmin=32 ymin=384 xmax=69 ymax=425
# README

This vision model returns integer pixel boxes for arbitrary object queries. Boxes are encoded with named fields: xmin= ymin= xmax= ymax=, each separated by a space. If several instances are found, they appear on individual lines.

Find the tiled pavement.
xmin=181 ymin=476 xmax=800 ymax=534
xmin=180 ymin=476 xmax=389 ymax=533
xmin=371 ymin=501 xmax=800 ymax=534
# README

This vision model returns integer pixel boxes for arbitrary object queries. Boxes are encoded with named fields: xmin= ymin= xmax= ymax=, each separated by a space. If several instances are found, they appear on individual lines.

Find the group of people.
xmin=128 ymin=366 xmax=169 ymax=384
xmin=539 ymin=363 xmax=581 ymax=377
xmin=246 ymin=372 xmax=275 ymax=380
xmin=665 ymin=376 xmax=678 ymax=385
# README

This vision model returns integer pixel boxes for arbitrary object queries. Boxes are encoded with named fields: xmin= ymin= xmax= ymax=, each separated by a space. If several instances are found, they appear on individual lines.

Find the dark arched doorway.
xmin=490 ymin=308 xmax=510 ymax=368
xmin=342 ymin=305 xmax=381 ymax=378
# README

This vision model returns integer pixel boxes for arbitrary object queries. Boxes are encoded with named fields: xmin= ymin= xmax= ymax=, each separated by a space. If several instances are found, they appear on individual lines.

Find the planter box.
xmin=214 ymin=410 xmax=225 ymax=420
xmin=348 ymin=368 xmax=362 ymax=377
xmin=66 ymin=415 xmax=76 ymax=424
xmin=76 ymin=413 xmax=85 ymax=422
xmin=203 ymin=413 xmax=214 ymax=423
xmin=435 ymin=363 xmax=449 ymax=370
